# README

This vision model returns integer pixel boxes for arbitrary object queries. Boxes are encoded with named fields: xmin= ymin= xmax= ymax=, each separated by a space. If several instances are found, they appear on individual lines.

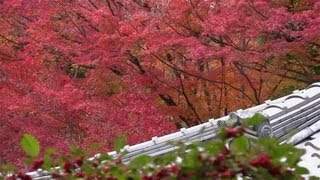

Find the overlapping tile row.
xmin=25 ymin=82 xmax=320 ymax=179
xmin=100 ymin=82 xmax=320 ymax=164
xmin=232 ymin=82 xmax=320 ymax=144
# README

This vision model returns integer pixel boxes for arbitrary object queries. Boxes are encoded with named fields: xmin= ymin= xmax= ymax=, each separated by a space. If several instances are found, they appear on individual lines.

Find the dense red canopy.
xmin=0 ymin=0 xmax=319 ymax=166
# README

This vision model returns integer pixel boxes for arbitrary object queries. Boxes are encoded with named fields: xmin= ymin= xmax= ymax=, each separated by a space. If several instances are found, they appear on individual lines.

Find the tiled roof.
xmin=25 ymin=82 xmax=320 ymax=179
xmin=296 ymin=131 xmax=320 ymax=177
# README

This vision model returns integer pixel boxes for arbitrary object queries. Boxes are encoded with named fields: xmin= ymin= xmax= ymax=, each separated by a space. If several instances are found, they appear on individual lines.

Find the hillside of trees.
xmin=1 ymin=0 xmax=320 ymax=168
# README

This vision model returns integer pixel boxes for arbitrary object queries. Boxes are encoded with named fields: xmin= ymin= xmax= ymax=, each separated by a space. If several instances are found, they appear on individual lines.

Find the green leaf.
xmin=244 ymin=113 xmax=266 ymax=127
xmin=309 ymin=176 xmax=320 ymax=180
xmin=42 ymin=148 xmax=56 ymax=170
xmin=230 ymin=136 xmax=249 ymax=154
xmin=270 ymin=144 xmax=293 ymax=159
xmin=204 ymin=141 xmax=224 ymax=156
xmin=181 ymin=147 xmax=200 ymax=169
xmin=257 ymin=35 xmax=267 ymax=45
xmin=286 ymin=149 xmax=305 ymax=167
xmin=129 ymin=155 xmax=152 ymax=168
xmin=154 ymin=152 xmax=177 ymax=165
xmin=70 ymin=146 xmax=86 ymax=157
xmin=114 ymin=134 xmax=127 ymax=153
xmin=81 ymin=163 xmax=94 ymax=176
xmin=20 ymin=134 xmax=40 ymax=157
xmin=295 ymin=167 xmax=309 ymax=174
xmin=99 ymin=153 xmax=112 ymax=161
xmin=109 ymin=166 xmax=125 ymax=177
xmin=257 ymin=137 xmax=279 ymax=151
xmin=43 ymin=154 xmax=53 ymax=170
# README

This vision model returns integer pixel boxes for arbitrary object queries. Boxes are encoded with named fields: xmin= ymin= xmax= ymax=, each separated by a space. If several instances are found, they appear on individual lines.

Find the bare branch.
xmin=178 ymin=74 xmax=203 ymax=124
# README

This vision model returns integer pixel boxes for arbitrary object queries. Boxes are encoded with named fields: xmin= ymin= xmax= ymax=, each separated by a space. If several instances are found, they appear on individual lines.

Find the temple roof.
xmin=27 ymin=82 xmax=320 ymax=179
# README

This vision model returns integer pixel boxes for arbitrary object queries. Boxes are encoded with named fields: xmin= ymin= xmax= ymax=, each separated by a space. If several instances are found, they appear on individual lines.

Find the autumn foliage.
xmin=1 ymin=0 xmax=320 ymax=166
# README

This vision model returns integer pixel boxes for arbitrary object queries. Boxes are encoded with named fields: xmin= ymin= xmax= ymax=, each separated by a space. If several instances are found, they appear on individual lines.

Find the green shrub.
xmin=1 ymin=126 xmax=316 ymax=180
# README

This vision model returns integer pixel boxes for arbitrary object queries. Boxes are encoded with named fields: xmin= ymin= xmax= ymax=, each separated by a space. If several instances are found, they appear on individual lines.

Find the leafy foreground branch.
xmin=1 ymin=127 xmax=319 ymax=180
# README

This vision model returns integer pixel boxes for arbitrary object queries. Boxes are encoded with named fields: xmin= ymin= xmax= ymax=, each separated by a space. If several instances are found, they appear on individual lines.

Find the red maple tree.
xmin=0 ymin=0 xmax=319 ymax=166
